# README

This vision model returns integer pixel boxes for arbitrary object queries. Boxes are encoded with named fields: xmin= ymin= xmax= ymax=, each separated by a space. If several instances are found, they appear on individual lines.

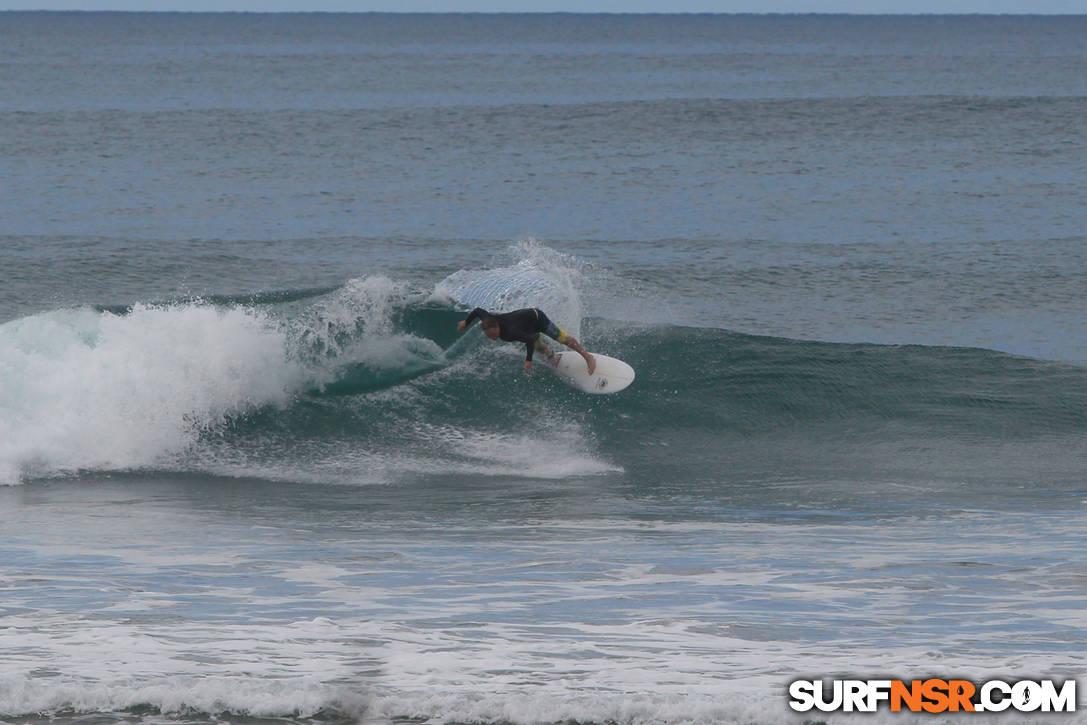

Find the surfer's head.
xmin=480 ymin=316 xmax=501 ymax=340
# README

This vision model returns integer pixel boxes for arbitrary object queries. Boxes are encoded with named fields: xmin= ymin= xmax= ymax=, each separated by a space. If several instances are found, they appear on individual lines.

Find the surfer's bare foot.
xmin=584 ymin=352 xmax=596 ymax=375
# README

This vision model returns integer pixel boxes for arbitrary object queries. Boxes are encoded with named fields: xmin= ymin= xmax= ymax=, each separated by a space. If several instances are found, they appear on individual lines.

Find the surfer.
xmin=457 ymin=307 xmax=596 ymax=375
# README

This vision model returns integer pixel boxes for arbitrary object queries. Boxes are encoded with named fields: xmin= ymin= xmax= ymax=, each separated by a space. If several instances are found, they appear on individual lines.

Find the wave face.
xmin=3 ymin=244 xmax=1085 ymax=492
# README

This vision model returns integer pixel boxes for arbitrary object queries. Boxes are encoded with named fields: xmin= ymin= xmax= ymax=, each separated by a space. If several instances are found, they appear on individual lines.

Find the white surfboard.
xmin=549 ymin=351 xmax=635 ymax=394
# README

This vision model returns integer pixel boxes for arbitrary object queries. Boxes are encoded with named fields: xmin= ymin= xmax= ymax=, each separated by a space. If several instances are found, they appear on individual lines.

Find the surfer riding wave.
xmin=457 ymin=307 xmax=596 ymax=375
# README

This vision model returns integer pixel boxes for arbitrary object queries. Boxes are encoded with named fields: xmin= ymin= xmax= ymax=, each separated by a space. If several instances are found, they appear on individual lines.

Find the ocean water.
xmin=2 ymin=11 xmax=1087 ymax=725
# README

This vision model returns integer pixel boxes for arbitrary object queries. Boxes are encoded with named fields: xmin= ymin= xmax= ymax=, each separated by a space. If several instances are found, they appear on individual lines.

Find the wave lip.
xmin=435 ymin=240 xmax=589 ymax=340
xmin=287 ymin=275 xmax=449 ymax=395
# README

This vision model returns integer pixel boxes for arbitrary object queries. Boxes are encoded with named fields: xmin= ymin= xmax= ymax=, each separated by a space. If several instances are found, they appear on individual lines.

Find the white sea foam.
xmin=0 ymin=277 xmax=464 ymax=486
xmin=0 ymin=617 xmax=368 ymax=720
xmin=0 ymin=303 xmax=304 ymax=484
xmin=4 ymin=507 xmax=1086 ymax=724
xmin=3 ymin=613 xmax=1082 ymax=724
xmin=409 ymin=419 xmax=622 ymax=479
xmin=187 ymin=415 xmax=621 ymax=486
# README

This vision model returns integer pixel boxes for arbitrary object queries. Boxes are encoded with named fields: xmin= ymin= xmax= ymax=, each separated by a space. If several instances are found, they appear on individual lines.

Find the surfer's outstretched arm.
xmin=457 ymin=307 xmax=488 ymax=331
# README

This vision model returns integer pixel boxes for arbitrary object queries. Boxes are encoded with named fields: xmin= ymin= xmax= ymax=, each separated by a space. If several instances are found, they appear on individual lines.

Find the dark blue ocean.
xmin=2 ymin=12 xmax=1087 ymax=725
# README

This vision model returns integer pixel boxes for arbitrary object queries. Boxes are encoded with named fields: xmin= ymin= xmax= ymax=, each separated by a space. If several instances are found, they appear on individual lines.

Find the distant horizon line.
xmin=3 ymin=8 xmax=1086 ymax=15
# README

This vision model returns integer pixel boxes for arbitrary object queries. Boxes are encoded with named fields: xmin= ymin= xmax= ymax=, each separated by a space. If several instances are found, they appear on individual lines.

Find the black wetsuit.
xmin=462 ymin=307 xmax=566 ymax=362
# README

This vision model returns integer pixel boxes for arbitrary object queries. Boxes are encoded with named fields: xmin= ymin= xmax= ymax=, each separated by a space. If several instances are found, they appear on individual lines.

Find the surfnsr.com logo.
xmin=788 ymin=678 xmax=1077 ymax=713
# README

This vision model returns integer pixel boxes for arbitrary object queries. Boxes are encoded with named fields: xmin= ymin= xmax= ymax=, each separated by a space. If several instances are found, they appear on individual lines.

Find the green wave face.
xmin=5 ymin=265 xmax=1085 ymax=492
xmin=187 ymin=287 xmax=1087 ymax=500
xmin=297 ymin=300 xmax=1087 ymax=438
